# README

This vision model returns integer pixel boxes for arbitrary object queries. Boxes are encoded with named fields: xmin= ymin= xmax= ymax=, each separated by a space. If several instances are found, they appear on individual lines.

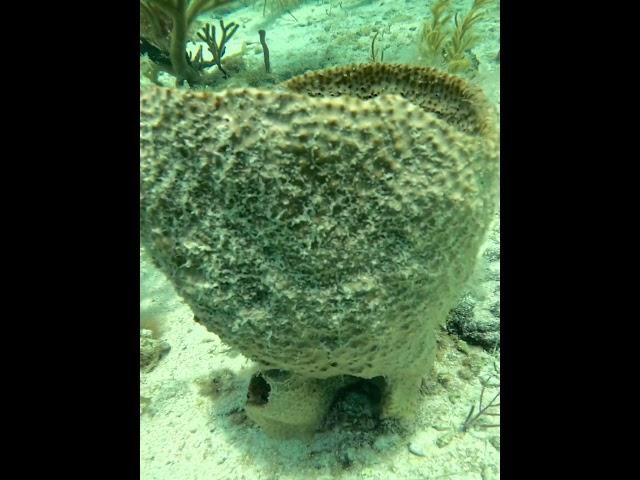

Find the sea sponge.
xmin=245 ymin=370 xmax=347 ymax=437
xmin=140 ymin=63 xmax=499 ymax=434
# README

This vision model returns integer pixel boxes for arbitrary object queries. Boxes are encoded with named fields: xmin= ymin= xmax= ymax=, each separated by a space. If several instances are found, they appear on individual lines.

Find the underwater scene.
xmin=140 ymin=1 xmax=500 ymax=479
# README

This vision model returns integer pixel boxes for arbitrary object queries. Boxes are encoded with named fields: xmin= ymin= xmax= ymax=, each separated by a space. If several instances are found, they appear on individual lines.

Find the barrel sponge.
xmin=140 ymin=64 xmax=499 ymax=383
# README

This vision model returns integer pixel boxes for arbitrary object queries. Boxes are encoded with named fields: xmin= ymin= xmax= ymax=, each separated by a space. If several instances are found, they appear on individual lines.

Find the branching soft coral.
xmin=189 ymin=20 xmax=240 ymax=78
xmin=446 ymin=0 xmax=493 ymax=72
xmin=140 ymin=0 xmax=233 ymax=85
xmin=418 ymin=0 xmax=493 ymax=74
xmin=418 ymin=0 xmax=452 ymax=62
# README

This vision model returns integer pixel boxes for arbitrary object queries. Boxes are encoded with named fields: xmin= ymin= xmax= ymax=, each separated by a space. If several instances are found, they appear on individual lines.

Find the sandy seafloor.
xmin=140 ymin=1 xmax=500 ymax=479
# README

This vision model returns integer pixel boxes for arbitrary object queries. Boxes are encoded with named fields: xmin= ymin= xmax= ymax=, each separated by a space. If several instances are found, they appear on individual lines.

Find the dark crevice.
xmin=247 ymin=373 xmax=271 ymax=405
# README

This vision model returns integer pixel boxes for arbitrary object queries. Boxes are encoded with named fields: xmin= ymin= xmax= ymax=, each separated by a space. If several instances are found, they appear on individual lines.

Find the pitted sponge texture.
xmin=140 ymin=64 xmax=499 ymax=380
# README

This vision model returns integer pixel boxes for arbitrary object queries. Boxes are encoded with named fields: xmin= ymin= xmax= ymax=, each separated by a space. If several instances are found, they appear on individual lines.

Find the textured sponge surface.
xmin=140 ymin=64 xmax=498 ymax=380
xmin=283 ymin=63 xmax=495 ymax=137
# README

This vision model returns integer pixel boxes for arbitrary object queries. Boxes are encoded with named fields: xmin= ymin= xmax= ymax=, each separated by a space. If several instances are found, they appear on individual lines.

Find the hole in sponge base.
xmin=247 ymin=373 xmax=271 ymax=405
